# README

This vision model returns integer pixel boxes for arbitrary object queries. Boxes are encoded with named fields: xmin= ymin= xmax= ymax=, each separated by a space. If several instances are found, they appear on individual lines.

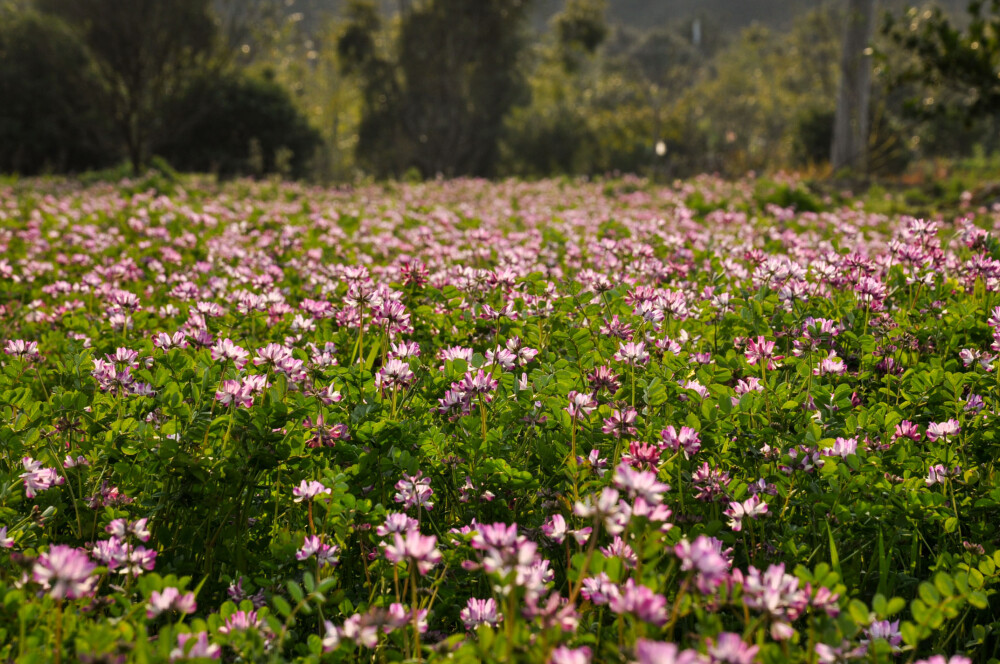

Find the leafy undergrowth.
xmin=0 ymin=175 xmax=998 ymax=663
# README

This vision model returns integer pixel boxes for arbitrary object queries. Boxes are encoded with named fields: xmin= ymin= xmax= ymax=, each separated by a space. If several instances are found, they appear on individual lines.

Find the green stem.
xmin=570 ymin=417 xmax=579 ymax=502
xmin=411 ymin=561 xmax=422 ymax=663
xmin=53 ymin=599 xmax=63 ymax=664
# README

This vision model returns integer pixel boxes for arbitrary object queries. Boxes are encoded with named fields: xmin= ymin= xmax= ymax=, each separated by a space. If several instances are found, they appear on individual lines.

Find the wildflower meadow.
xmin=0 ymin=175 xmax=998 ymax=663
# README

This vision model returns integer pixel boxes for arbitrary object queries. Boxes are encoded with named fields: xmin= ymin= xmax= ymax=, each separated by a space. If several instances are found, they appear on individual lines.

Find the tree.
xmin=338 ymin=0 xmax=532 ymax=178
xmin=337 ymin=0 xmax=407 ymax=177
xmin=0 ymin=5 xmax=116 ymax=173
xmin=831 ymin=0 xmax=876 ymax=174
xmin=37 ymin=0 xmax=219 ymax=173
xmin=554 ymin=0 xmax=608 ymax=70
xmin=157 ymin=72 xmax=323 ymax=178
xmin=883 ymin=0 xmax=1000 ymax=123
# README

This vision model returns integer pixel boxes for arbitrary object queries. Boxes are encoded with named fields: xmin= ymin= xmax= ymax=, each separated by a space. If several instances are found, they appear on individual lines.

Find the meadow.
xmin=0 ymin=174 xmax=997 ymax=663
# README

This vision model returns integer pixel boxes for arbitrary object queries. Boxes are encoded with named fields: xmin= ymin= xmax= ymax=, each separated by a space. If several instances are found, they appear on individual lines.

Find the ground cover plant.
xmin=0 ymin=174 xmax=998 ymax=663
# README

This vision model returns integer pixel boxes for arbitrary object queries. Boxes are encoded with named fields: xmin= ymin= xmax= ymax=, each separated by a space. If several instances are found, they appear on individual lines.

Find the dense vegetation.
xmin=0 ymin=174 xmax=999 ymax=661
xmin=3 ymin=0 xmax=1000 ymax=180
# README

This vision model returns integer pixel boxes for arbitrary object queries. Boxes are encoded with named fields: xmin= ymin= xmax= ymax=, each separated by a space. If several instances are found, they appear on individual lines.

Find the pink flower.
xmin=821 ymin=437 xmax=858 ymax=459
xmin=855 ymin=276 xmax=887 ymax=305
xmin=33 ymin=545 xmax=97 ymax=599
xmin=460 ymin=597 xmax=501 ymax=629
xmin=457 ymin=369 xmax=498 ymax=399
xmin=674 ymin=535 xmax=731 ymax=592
xmin=734 ymin=563 xmax=809 ymax=640
xmin=296 ymin=535 xmax=340 ymax=567
xmin=394 ymin=471 xmax=434 ymax=511
xmin=147 ymin=587 xmax=197 ymax=618
xmin=862 ymin=619 xmax=902 ymax=652
xmin=724 ymin=494 xmax=768 ymax=532
xmin=622 ymin=441 xmax=662 ymax=470
xmin=813 ymin=351 xmax=846 ymax=376
xmin=581 ymin=572 xmax=616 ymax=605
xmin=587 ymin=365 xmax=620 ymax=393
xmin=292 ymin=480 xmax=331 ymax=502
xmin=215 ymin=379 xmax=253 ymax=408
xmin=913 ymin=657 xmax=972 ymax=664
xmin=375 ymin=358 xmax=415 ymax=390
xmin=926 ymin=419 xmax=960 ymax=442
xmin=926 ymin=464 xmax=960 ymax=487
xmin=322 ymin=620 xmax=341 ymax=652
xmin=4 ymin=339 xmax=40 ymax=360
xmin=613 ymin=464 xmax=670 ymax=504
xmin=602 ymin=408 xmax=639 ymax=438
xmin=383 ymin=530 xmax=442 ymax=575
xmin=64 ymin=455 xmax=88 ymax=468
xmin=152 ymin=331 xmax=188 ymax=350
xmin=20 ymin=457 xmax=65 ymax=498
xmin=707 ymin=632 xmax=759 ymax=664
xmin=549 ymin=645 xmax=591 ymax=664
xmin=210 ymin=338 xmax=249 ymax=369
xmin=218 ymin=610 xmax=263 ymax=634
xmin=600 ymin=536 xmax=638 ymax=569
xmin=744 ymin=336 xmax=781 ymax=370
xmin=254 ymin=343 xmax=293 ymax=367
xmin=608 ymin=579 xmax=668 ymax=626
xmin=574 ymin=488 xmax=629 ymax=535
xmin=170 ymin=632 xmax=220 ymax=661
xmin=91 ymin=535 xmax=157 ymax=576
xmin=541 ymin=514 xmax=591 ymax=545
xmin=566 ymin=390 xmax=597 ymax=419
xmin=893 ymin=420 xmax=921 ymax=442
xmin=634 ymin=640 xmax=706 ymax=664
xmin=105 ymin=518 xmax=151 ymax=542
xmin=660 ymin=426 xmax=701 ymax=458
xmin=614 ymin=341 xmax=650 ymax=366
xmin=376 ymin=512 xmax=420 ymax=537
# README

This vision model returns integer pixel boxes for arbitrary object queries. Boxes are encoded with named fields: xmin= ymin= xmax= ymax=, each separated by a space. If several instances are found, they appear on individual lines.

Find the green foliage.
xmin=2 ymin=174 xmax=1000 ymax=660
xmin=338 ymin=0 xmax=532 ymax=178
xmin=157 ymin=73 xmax=322 ymax=179
xmin=554 ymin=0 xmax=608 ymax=63
xmin=36 ymin=0 xmax=220 ymax=173
xmin=502 ymin=5 xmax=845 ymax=178
xmin=883 ymin=0 xmax=1000 ymax=123
xmin=668 ymin=11 xmax=841 ymax=175
xmin=0 ymin=5 xmax=115 ymax=174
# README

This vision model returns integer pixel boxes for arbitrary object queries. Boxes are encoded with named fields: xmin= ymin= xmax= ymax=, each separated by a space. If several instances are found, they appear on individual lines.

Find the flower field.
xmin=1 ymin=175 xmax=998 ymax=663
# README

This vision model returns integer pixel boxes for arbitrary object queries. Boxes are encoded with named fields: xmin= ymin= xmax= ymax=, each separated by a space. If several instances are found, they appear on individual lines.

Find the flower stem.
xmin=411 ymin=561 xmax=422 ymax=663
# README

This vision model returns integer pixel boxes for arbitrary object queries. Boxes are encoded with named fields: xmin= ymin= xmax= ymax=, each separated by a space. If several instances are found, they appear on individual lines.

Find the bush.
xmin=792 ymin=107 xmax=835 ymax=167
xmin=156 ymin=73 xmax=322 ymax=179
xmin=0 ymin=8 xmax=116 ymax=174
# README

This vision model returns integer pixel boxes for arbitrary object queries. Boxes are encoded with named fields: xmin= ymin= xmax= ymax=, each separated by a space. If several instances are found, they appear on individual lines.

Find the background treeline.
xmin=1 ymin=0 xmax=998 ymax=180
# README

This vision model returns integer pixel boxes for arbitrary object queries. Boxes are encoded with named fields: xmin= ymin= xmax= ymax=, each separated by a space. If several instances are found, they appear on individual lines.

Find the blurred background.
xmin=1 ymin=0 xmax=998 ymax=183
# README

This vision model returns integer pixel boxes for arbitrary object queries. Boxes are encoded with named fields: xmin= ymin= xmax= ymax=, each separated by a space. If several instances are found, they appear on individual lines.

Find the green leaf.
xmin=886 ymin=597 xmax=906 ymax=616
xmin=848 ymin=599 xmax=870 ymax=626
xmin=918 ymin=582 xmax=940 ymax=605
xmin=968 ymin=591 xmax=988 ymax=609
xmin=826 ymin=521 xmax=842 ymax=578
xmin=933 ymin=572 xmax=954 ymax=597
xmin=872 ymin=594 xmax=887 ymax=617
xmin=272 ymin=596 xmax=292 ymax=618
xmin=900 ymin=621 xmax=923 ymax=646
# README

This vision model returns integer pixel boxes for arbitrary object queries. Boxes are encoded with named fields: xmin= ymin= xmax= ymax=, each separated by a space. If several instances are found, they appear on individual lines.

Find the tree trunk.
xmin=127 ymin=118 xmax=144 ymax=175
xmin=831 ymin=0 xmax=876 ymax=174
